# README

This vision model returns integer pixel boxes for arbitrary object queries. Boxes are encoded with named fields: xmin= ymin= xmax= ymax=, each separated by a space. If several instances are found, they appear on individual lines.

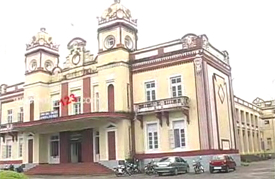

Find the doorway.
xmin=70 ymin=133 xmax=82 ymax=163
xmin=70 ymin=141 xmax=82 ymax=163
xmin=28 ymin=139 xmax=33 ymax=163
xmin=94 ymin=131 xmax=100 ymax=162
xmin=107 ymin=131 xmax=116 ymax=160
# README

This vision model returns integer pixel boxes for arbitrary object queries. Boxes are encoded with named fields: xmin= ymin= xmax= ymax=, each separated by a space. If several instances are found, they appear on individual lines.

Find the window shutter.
xmin=169 ymin=129 xmax=175 ymax=149
xmin=2 ymin=145 xmax=6 ymax=159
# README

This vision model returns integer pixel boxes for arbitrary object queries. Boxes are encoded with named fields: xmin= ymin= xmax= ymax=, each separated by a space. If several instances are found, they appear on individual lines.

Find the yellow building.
xmin=234 ymin=97 xmax=263 ymax=155
xmin=253 ymin=98 xmax=275 ymax=154
xmin=234 ymin=96 xmax=275 ymax=158
xmin=0 ymin=0 xmax=241 ymax=175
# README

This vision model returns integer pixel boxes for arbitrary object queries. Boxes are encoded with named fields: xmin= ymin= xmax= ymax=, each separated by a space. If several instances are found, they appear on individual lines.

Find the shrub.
xmin=0 ymin=170 xmax=28 ymax=179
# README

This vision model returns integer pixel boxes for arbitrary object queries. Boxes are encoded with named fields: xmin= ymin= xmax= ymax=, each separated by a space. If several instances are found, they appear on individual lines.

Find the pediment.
xmin=253 ymin=97 xmax=265 ymax=105
xmin=63 ymin=38 xmax=95 ymax=69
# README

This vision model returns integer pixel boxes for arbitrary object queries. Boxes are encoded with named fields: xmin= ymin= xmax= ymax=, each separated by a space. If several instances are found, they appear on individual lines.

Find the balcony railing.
xmin=0 ymin=123 xmax=14 ymax=132
xmin=134 ymin=96 xmax=190 ymax=114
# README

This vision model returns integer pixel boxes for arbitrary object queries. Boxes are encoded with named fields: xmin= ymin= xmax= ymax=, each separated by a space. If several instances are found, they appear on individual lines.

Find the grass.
xmin=0 ymin=170 xmax=28 ymax=179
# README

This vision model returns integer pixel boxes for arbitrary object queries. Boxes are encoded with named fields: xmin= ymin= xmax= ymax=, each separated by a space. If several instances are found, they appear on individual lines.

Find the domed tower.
xmin=96 ymin=0 xmax=137 ymax=113
xmin=25 ymin=28 xmax=60 ymax=79
xmin=97 ymin=0 xmax=138 ymax=53
xmin=24 ymin=28 xmax=60 ymax=121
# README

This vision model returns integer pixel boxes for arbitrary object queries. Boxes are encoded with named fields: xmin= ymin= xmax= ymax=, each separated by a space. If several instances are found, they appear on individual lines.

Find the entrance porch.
xmin=16 ymin=116 xmax=132 ymax=165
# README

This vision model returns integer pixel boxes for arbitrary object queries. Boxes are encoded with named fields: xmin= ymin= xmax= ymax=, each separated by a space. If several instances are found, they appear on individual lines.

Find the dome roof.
xmin=26 ymin=28 xmax=59 ymax=51
xmin=98 ymin=0 xmax=137 ymax=26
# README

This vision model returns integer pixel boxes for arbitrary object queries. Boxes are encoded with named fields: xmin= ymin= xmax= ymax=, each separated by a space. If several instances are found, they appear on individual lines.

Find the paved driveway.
xmin=29 ymin=159 xmax=275 ymax=179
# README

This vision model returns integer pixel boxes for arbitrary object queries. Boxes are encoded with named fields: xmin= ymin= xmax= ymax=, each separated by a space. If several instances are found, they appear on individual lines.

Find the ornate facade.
xmin=1 ymin=0 xmax=272 ymax=175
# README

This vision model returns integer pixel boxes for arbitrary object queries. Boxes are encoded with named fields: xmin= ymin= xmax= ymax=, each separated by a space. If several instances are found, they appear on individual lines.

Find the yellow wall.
xmin=134 ymin=111 xmax=200 ymax=154
xmin=133 ymin=62 xmax=200 ymax=153
xmin=2 ymin=100 xmax=24 ymax=124
xmin=234 ymin=101 xmax=263 ymax=154
xmin=0 ymin=134 xmax=24 ymax=161
xmin=133 ymin=62 xmax=196 ymax=103
xmin=206 ymin=64 xmax=235 ymax=149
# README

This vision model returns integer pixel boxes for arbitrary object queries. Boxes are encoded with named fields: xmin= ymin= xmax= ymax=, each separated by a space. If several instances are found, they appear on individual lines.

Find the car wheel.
xmin=174 ymin=168 xmax=178 ymax=175
xmin=225 ymin=166 xmax=229 ymax=173
xmin=209 ymin=167 xmax=214 ymax=174
xmin=185 ymin=166 xmax=190 ymax=173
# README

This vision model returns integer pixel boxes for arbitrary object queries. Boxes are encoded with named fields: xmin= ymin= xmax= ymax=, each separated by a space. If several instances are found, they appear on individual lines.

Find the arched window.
xmin=108 ymin=84 xmax=115 ymax=112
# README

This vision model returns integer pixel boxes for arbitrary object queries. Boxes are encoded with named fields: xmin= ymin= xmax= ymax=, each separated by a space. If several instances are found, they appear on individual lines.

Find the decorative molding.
xmin=193 ymin=54 xmax=203 ymax=73
xmin=97 ymin=62 xmax=129 ymax=70
xmin=132 ymin=50 xmax=202 ymax=67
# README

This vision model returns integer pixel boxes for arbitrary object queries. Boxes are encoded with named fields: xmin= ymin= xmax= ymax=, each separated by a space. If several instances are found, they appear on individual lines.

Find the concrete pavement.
xmin=29 ymin=159 xmax=275 ymax=179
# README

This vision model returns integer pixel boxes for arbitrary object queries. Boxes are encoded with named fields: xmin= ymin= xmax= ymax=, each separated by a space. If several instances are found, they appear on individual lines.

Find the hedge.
xmin=0 ymin=171 xmax=28 ymax=179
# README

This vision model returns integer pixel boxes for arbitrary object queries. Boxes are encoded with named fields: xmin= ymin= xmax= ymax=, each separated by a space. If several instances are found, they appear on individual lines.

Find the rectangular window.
xmin=19 ymin=138 xmax=23 ymax=157
xmin=255 ymin=116 xmax=258 ymax=127
xmin=127 ymin=83 xmax=130 ymax=109
xmin=6 ymin=139 xmax=12 ymax=158
xmin=93 ymin=85 xmax=99 ymax=112
xmin=246 ymin=112 xmax=250 ymax=126
xmin=7 ymin=109 xmax=13 ymax=123
xmin=235 ymin=108 xmax=239 ymax=123
xmin=95 ymin=92 xmax=99 ymax=112
xmin=172 ymin=120 xmax=186 ymax=148
xmin=146 ymin=123 xmax=158 ymax=150
xmin=95 ymin=131 xmax=100 ymax=154
xmin=170 ymin=76 xmax=182 ymax=97
xmin=145 ymin=81 xmax=156 ymax=101
xmin=50 ymin=135 xmax=59 ymax=157
xmin=250 ymin=114 xmax=254 ymax=126
xmin=73 ymin=97 xmax=81 ymax=115
xmin=267 ymin=138 xmax=272 ymax=150
xmin=18 ymin=107 xmax=23 ymax=122
xmin=240 ymin=111 xmax=244 ymax=124
xmin=52 ymin=100 xmax=60 ymax=115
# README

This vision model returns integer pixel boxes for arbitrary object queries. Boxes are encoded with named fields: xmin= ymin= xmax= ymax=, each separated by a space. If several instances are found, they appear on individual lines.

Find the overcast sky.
xmin=0 ymin=0 xmax=273 ymax=102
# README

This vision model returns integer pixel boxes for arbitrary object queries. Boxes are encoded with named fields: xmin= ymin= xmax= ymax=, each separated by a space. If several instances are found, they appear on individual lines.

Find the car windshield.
xmin=159 ymin=157 xmax=174 ymax=162
xmin=212 ymin=155 xmax=225 ymax=160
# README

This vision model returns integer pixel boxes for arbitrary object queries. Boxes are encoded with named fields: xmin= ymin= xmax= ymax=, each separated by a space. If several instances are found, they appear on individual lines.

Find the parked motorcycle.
xmin=3 ymin=164 xmax=24 ymax=173
xmin=128 ymin=159 xmax=142 ymax=174
xmin=114 ymin=160 xmax=131 ymax=176
xmin=193 ymin=156 xmax=204 ymax=174
xmin=144 ymin=159 xmax=157 ymax=175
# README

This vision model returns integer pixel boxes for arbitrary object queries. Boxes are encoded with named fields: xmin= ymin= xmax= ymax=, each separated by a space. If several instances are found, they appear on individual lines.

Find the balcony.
xmin=134 ymin=96 xmax=190 ymax=128
xmin=0 ymin=123 xmax=18 ymax=141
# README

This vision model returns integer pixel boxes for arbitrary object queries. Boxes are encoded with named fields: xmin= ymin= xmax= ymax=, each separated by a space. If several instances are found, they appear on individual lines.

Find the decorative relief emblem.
xmin=222 ymin=50 xmax=229 ymax=62
xmin=181 ymin=35 xmax=197 ymax=49
xmin=201 ymin=35 xmax=209 ymax=50
xmin=63 ymin=37 xmax=95 ymax=69
xmin=218 ymin=84 xmax=225 ymax=104
xmin=193 ymin=55 xmax=202 ymax=73
xmin=0 ymin=84 xmax=7 ymax=94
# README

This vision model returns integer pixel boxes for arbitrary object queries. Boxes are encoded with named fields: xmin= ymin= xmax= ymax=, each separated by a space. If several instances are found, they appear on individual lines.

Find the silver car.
xmin=154 ymin=156 xmax=190 ymax=176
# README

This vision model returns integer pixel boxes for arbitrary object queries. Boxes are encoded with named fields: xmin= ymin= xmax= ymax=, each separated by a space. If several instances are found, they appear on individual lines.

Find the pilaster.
xmin=193 ymin=54 xmax=209 ymax=149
